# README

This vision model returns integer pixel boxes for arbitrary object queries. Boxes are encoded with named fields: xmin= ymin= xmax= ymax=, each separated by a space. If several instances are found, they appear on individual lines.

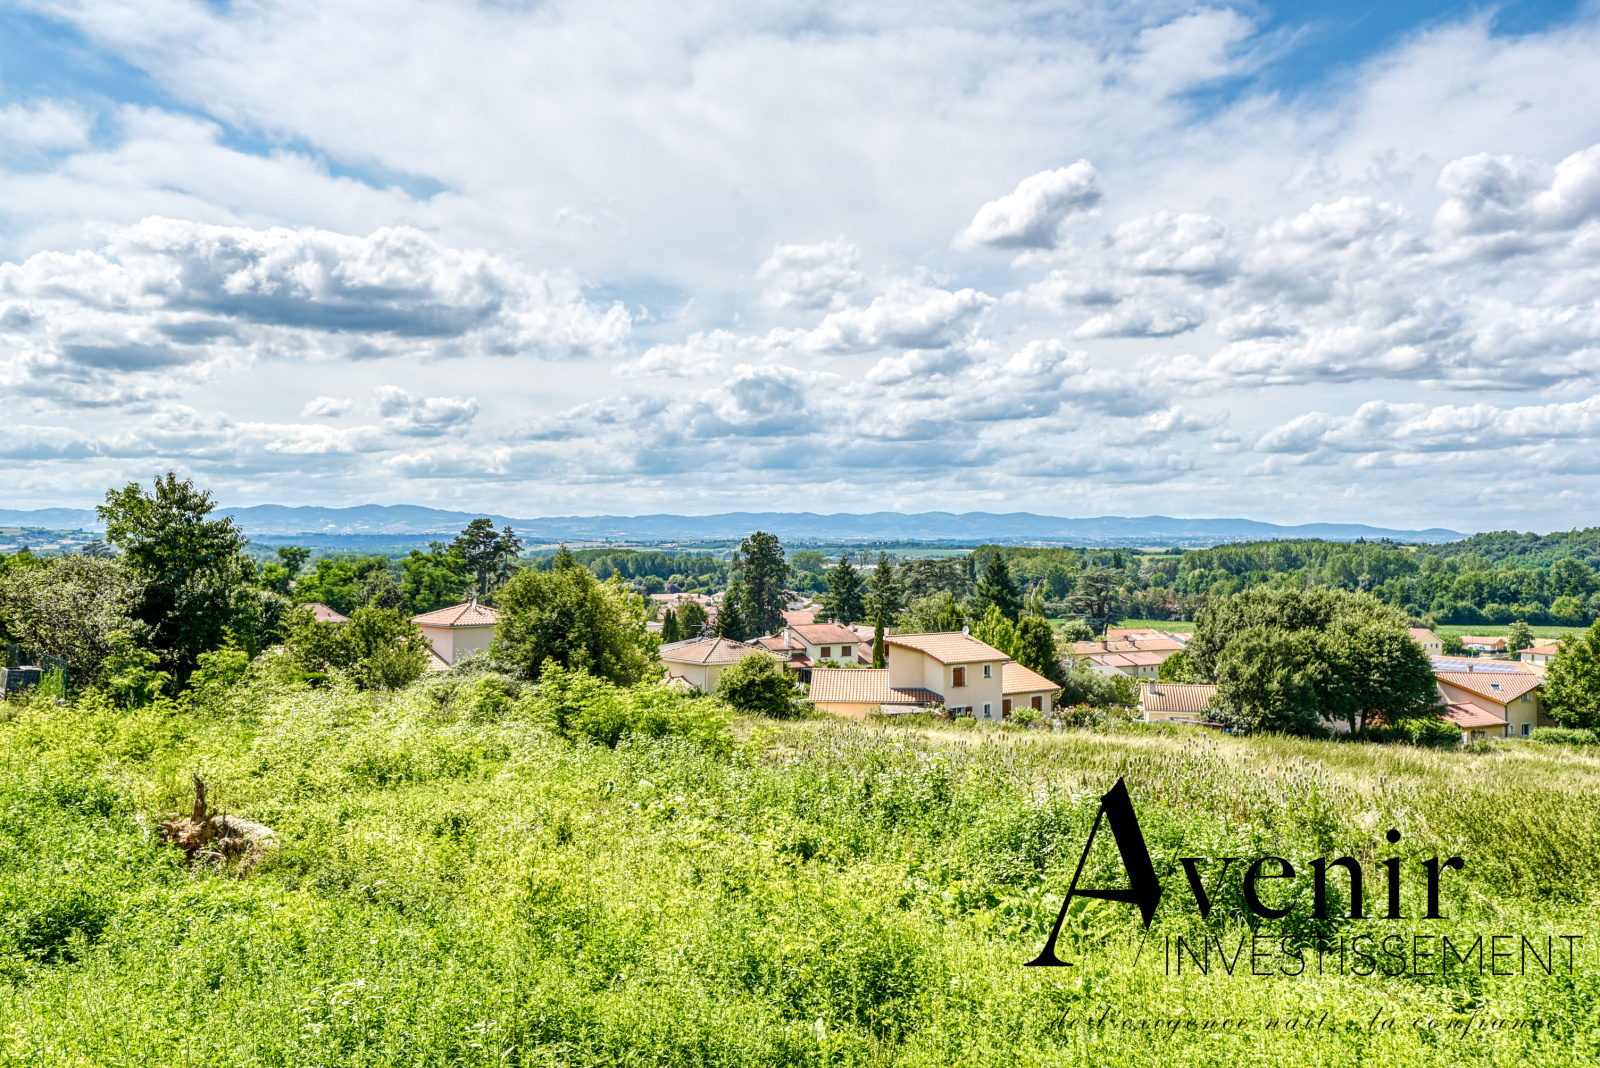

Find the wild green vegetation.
xmin=2 ymin=674 xmax=1597 ymax=1066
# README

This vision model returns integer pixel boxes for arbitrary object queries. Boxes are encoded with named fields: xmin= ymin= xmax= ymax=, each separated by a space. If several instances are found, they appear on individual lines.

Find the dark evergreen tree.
xmin=872 ymin=612 xmax=886 ymax=668
xmin=453 ymin=518 xmax=523 ymax=598
xmin=660 ymin=607 xmax=682 ymax=644
xmin=825 ymin=555 xmax=865 ymax=624
xmin=974 ymin=553 xmax=1023 ymax=621
xmin=736 ymin=532 xmax=788 ymax=637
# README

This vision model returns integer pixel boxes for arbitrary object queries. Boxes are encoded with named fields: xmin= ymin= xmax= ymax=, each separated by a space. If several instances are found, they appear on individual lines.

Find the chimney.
xmin=470 ymin=595 xmax=478 ymax=609
xmin=961 ymin=625 xmax=969 ymax=635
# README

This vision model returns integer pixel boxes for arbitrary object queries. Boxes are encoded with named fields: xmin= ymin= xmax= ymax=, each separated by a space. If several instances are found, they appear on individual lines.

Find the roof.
xmin=1434 ymin=663 xmax=1543 ymax=704
xmin=782 ymin=608 xmax=817 ymax=627
xmin=788 ymin=622 xmax=865 ymax=645
xmin=808 ymin=668 xmax=942 ymax=706
xmin=303 ymin=602 xmax=349 ymax=624
xmin=1002 ymin=662 xmax=1058 ymax=695
xmin=885 ymin=632 xmax=1008 ymax=664
xmin=412 ymin=600 xmax=501 ymax=627
xmin=1460 ymin=635 xmax=1507 ymax=648
xmin=1409 ymin=627 xmax=1441 ymax=643
xmin=1083 ymin=650 xmax=1167 ymax=667
xmin=658 ymin=636 xmax=769 ymax=665
xmin=1524 ymin=643 xmax=1562 ymax=656
xmin=426 ymin=646 xmax=450 ymax=671
xmin=1140 ymin=682 xmax=1220 ymax=714
xmin=1107 ymin=628 xmax=1188 ymax=645
xmin=1071 ymin=636 xmax=1185 ymax=655
xmin=1440 ymin=702 xmax=1505 ymax=730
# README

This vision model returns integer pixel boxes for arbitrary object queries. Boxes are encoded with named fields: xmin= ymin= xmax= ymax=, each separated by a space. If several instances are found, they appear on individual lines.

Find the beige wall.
xmin=1002 ymin=691 xmax=1054 ymax=718
xmin=814 ymin=700 xmax=878 ymax=720
xmin=660 ymin=661 xmax=735 ymax=692
xmin=887 ymin=646 xmax=1004 ymax=718
xmin=419 ymin=624 xmax=496 ymax=666
xmin=1435 ymin=679 xmax=1552 ymax=738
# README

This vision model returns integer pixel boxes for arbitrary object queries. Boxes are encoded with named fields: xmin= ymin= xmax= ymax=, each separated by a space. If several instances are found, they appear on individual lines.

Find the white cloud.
xmin=757 ymin=240 xmax=865 ymax=312
xmin=373 ymin=385 xmax=480 ymax=435
xmin=804 ymin=281 xmax=994 ymax=353
xmin=958 ymin=163 xmax=1101 ymax=250
xmin=302 ymin=395 xmax=353 ymax=417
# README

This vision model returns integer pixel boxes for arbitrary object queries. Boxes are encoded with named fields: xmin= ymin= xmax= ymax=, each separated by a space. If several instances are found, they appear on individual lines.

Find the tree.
xmin=715 ymin=581 xmax=751 ymax=641
xmin=867 ymin=552 xmax=901 ymax=623
xmin=256 ymin=546 xmax=309 ymax=596
xmin=1442 ymin=634 xmax=1467 ymax=656
xmin=1058 ymin=619 xmax=1095 ymax=643
xmin=283 ymin=605 xmax=431 ymax=690
xmin=1507 ymin=620 xmax=1534 ymax=653
xmin=1044 ymin=564 xmax=1075 ymax=600
xmin=0 ymin=554 xmax=143 ymax=685
xmin=1068 ymin=567 xmax=1124 ymax=635
xmin=660 ymin=608 xmax=682 ymax=644
xmin=492 ymin=566 xmax=656 ymax=685
xmin=1193 ymin=587 xmax=1440 ymax=735
xmin=736 ymin=532 xmax=788 ymax=638
xmin=825 ymin=555 xmax=865 ymax=624
xmin=901 ymin=591 xmax=964 ymax=633
xmin=1157 ymin=649 xmax=1201 ymax=683
xmin=1012 ymin=614 xmax=1065 ymax=685
xmin=97 ymin=472 xmax=253 ymax=683
xmin=453 ymin=519 xmax=523 ymax=599
xmin=974 ymin=604 xmax=1019 ymax=657
xmin=973 ymin=553 xmax=1022 ymax=621
xmin=401 ymin=544 xmax=471 ymax=613
xmin=872 ymin=613 xmax=886 ymax=668
xmin=716 ymin=653 xmax=807 ymax=718
xmin=1543 ymin=620 xmax=1600 ymax=730
xmin=678 ymin=600 xmax=710 ymax=638
xmin=277 ymin=545 xmax=312 ymax=577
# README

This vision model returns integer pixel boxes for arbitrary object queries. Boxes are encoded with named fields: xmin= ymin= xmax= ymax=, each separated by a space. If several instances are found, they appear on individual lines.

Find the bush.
xmin=717 ymin=653 xmax=809 ymax=719
xmin=1406 ymin=716 xmax=1464 ymax=748
xmin=282 ymin=605 xmax=432 ymax=691
xmin=520 ymin=660 xmax=732 ymax=752
xmin=1529 ymin=726 xmax=1599 ymax=746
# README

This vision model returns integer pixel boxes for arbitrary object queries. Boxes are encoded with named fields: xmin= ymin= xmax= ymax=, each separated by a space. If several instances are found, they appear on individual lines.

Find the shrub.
xmin=519 ymin=660 xmax=732 ymax=752
xmin=1406 ymin=716 xmax=1464 ymax=748
xmin=282 ymin=605 xmax=431 ymax=690
xmin=717 ymin=653 xmax=809 ymax=719
xmin=1529 ymin=726 xmax=1599 ymax=746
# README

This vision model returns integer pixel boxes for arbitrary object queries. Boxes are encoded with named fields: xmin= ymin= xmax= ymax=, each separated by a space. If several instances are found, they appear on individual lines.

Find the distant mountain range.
xmin=0 ymin=504 xmax=1465 ymax=547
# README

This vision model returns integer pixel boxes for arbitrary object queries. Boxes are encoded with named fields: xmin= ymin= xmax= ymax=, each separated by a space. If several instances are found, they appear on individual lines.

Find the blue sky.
xmin=1 ymin=0 xmax=1599 ymax=531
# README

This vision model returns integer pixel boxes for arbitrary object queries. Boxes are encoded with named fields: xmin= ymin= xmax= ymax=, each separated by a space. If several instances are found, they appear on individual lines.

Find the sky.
xmin=1 ymin=0 xmax=1599 ymax=532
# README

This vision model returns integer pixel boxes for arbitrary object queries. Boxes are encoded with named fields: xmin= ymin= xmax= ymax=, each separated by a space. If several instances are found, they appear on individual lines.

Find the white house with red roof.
xmin=806 ymin=629 xmax=1057 ymax=721
xmin=658 ymin=636 xmax=773 ymax=692
xmin=756 ymin=622 xmax=871 ymax=668
xmin=1431 ymin=657 xmax=1550 ymax=738
xmin=412 ymin=598 xmax=500 ymax=667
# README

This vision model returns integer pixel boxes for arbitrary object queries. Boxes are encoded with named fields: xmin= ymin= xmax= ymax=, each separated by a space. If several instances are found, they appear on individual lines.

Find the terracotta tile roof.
xmin=659 ymin=636 xmax=770 ymax=665
xmin=303 ymin=602 xmax=349 ymax=624
xmin=1525 ymin=644 xmax=1562 ymax=656
xmin=412 ymin=600 xmax=500 ymax=627
xmin=426 ymin=646 xmax=450 ymax=671
xmin=1409 ymin=627 xmax=1441 ymax=644
xmin=808 ymin=667 xmax=942 ymax=706
xmin=1107 ymin=628 xmax=1188 ymax=645
xmin=782 ymin=609 xmax=817 ymax=627
xmin=1002 ymin=662 xmax=1058 ymax=695
xmin=789 ymin=622 xmax=864 ymax=645
xmin=1072 ymin=636 xmax=1185 ymax=655
xmin=756 ymin=634 xmax=800 ymax=652
xmin=1140 ymin=682 xmax=1219 ymax=714
xmin=1460 ymin=635 xmax=1508 ymax=649
xmin=1085 ymin=650 xmax=1167 ymax=667
xmin=1434 ymin=666 xmax=1543 ymax=704
xmin=885 ymin=632 xmax=1007 ymax=664
xmin=1440 ymin=702 xmax=1505 ymax=730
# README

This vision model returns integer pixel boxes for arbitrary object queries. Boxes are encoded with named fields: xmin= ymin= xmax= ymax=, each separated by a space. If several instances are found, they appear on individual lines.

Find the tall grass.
xmin=1 ymin=677 xmax=1597 ymax=1065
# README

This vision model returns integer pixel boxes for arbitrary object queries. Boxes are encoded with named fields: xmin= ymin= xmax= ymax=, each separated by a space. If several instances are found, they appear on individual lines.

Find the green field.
xmin=2 ymin=679 xmax=1598 ymax=1066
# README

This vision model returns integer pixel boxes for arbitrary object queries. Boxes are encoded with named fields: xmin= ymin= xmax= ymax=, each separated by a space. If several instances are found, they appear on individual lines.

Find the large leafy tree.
xmin=678 ymin=600 xmax=710 ymax=639
xmin=492 ymin=563 xmax=656 ymax=685
xmin=453 ymin=519 xmax=523 ymax=599
xmin=1543 ymin=620 xmax=1600 ymax=729
xmin=736 ymin=531 xmax=788 ymax=638
xmin=284 ymin=605 xmax=432 ymax=690
xmin=973 ymin=553 xmax=1022 ymax=621
xmin=0 ymin=554 xmax=143 ymax=685
xmin=825 ymin=555 xmax=865 ymax=624
xmin=97 ymin=472 xmax=254 ymax=682
xmin=401 ymin=543 xmax=471 ymax=613
xmin=1012 ymin=614 xmax=1065 ymax=686
xmin=1067 ymin=567 xmax=1124 ymax=635
xmin=716 ymin=653 xmax=807 ymax=719
xmin=1193 ymin=587 xmax=1439 ymax=734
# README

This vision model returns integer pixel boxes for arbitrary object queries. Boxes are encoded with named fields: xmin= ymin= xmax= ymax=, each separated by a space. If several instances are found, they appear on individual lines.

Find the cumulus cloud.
xmin=302 ymin=395 xmax=353 ymax=417
xmin=757 ymin=240 xmax=865 ymax=311
xmin=804 ymin=281 xmax=994 ymax=353
xmin=373 ymin=385 xmax=480 ymax=435
xmin=958 ymin=163 xmax=1101 ymax=250
xmin=0 ymin=217 xmax=630 ymax=404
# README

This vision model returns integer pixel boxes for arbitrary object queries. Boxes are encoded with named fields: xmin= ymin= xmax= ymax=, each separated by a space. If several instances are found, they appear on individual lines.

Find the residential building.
xmin=756 ymin=622 xmax=870 ymax=669
xmin=807 ymin=630 xmax=1056 ymax=721
xmin=1460 ymin=635 xmax=1508 ymax=654
xmin=1139 ymin=682 xmax=1219 ymax=723
xmin=886 ymin=631 xmax=1008 ymax=719
xmin=1409 ymin=627 xmax=1443 ymax=655
xmin=412 ymin=599 xmax=499 ymax=667
xmin=1440 ymin=702 xmax=1506 ymax=744
xmin=659 ymin=636 xmax=772 ymax=692
xmin=1431 ymin=657 xmax=1549 ymax=737
xmin=1070 ymin=632 xmax=1185 ymax=678
xmin=1520 ymin=643 xmax=1562 ymax=666
xmin=303 ymin=602 xmax=350 ymax=624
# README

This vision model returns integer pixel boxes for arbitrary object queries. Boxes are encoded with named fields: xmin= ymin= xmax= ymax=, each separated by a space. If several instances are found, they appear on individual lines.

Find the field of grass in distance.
xmin=1 ymin=679 xmax=1598 ymax=1066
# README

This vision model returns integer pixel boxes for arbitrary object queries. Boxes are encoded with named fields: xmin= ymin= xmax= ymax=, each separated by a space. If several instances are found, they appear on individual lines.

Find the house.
xmin=1520 ymin=643 xmax=1562 ymax=666
xmin=303 ymin=602 xmax=350 ymax=623
xmin=1139 ymin=682 xmax=1219 ymax=723
xmin=1002 ymin=662 xmax=1058 ymax=717
xmin=412 ymin=599 xmax=500 ymax=667
xmin=1440 ymin=702 xmax=1506 ymax=743
xmin=1460 ymin=635 xmax=1508 ymax=654
xmin=885 ymin=631 xmax=1010 ymax=720
xmin=756 ymin=622 xmax=871 ymax=669
xmin=807 ymin=668 xmax=944 ymax=718
xmin=1070 ymin=633 xmax=1185 ymax=678
xmin=1409 ymin=627 xmax=1443 ymax=655
xmin=807 ymin=630 xmax=1056 ymax=721
xmin=658 ymin=636 xmax=772 ymax=692
xmin=1107 ymin=628 xmax=1189 ymax=645
xmin=782 ymin=608 xmax=818 ymax=627
xmin=1431 ymin=657 xmax=1549 ymax=737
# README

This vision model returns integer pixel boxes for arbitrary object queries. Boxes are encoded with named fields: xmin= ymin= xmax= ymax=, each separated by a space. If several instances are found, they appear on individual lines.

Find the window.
xmin=1522 ymin=722 xmax=1531 ymax=736
xmin=983 ymin=664 xmax=992 ymax=678
xmin=983 ymin=703 xmax=992 ymax=718
xmin=1521 ymin=693 xmax=1532 ymax=702
xmin=840 ymin=646 xmax=851 ymax=658
xmin=1490 ymin=683 xmax=1501 ymax=691
xmin=1031 ymin=695 xmax=1043 ymax=711
xmin=1002 ymin=699 xmax=1012 ymax=714
xmin=952 ymin=666 xmax=967 ymax=687
xmin=820 ymin=647 xmax=831 ymax=659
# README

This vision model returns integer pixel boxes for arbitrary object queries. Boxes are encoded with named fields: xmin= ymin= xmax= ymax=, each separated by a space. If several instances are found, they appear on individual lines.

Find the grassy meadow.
xmin=3 ymin=678 xmax=1599 ymax=1066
